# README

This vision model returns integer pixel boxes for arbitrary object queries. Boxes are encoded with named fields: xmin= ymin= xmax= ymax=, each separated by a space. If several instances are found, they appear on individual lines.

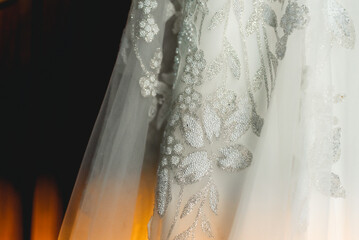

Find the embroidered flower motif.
xmin=182 ymin=49 xmax=206 ymax=85
xmin=208 ymin=87 xmax=237 ymax=116
xmin=138 ymin=0 xmax=158 ymax=14
xmin=177 ymin=87 xmax=202 ymax=112
xmin=155 ymin=88 xmax=257 ymax=235
xmin=139 ymin=16 xmax=160 ymax=42
xmin=139 ymin=73 xmax=158 ymax=97
xmin=138 ymin=48 xmax=162 ymax=98
xmin=168 ymin=110 xmax=181 ymax=127
xmin=160 ymin=133 xmax=184 ymax=167
xmin=152 ymin=0 xmax=317 ymax=238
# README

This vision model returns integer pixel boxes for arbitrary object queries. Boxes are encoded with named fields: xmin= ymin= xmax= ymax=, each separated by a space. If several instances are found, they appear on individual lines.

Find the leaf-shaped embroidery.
xmin=252 ymin=65 xmax=265 ymax=92
xmin=182 ymin=114 xmax=204 ymax=148
xmin=327 ymin=0 xmax=356 ymax=49
xmin=251 ymin=110 xmax=264 ymax=137
xmin=174 ymin=227 xmax=191 ymax=240
xmin=330 ymin=172 xmax=346 ymax=198
xmin=276 ymin=34 xmax=288 ymax=60
xmin=233 ymin=0 xmax=244 ymax=20
xmin=224 ymin=95 xmax=252 ymax=141
xmin=228 ymin=54 xmax=241 ymax=79
xmin=224 ymin=109 xmax=251 ymax=141
xmin=201 ymin=216 xmax=214 ymax=238
xmin=315 ymin=172 xmax=346 ymax=198
xmin=156 ymin=168 xmax=172 ymax=217
xmin=203 ymin=104 xmax=221 ymax=142
xmin=139 ymin=73 xmax=159 ymax=97
xmin=280 ymin=1 xmax=309 ymax=34
xmin=246 ymin=11 xmax=260 ymax=35
xmin=175 ymin=151 xmax=211 ymax=185
xmin=217 ymin=145 xmax=253 ymax=172
xmin=208 ymin=183 xmax=219 ymax=214
xmin=246 ymin=2 xmax=278 ymax=34
xmin=180 ymin=191 xmax=202 ymax=218
xmin=268 ymin=51 xmax=278 ymax=76
xmin=262 ymin=3 xmax=277 ymax=28
xmin=208 ymin=8 xmax=226 ymax=30
xmin=224 ymin=39 xmax=241 ymax=79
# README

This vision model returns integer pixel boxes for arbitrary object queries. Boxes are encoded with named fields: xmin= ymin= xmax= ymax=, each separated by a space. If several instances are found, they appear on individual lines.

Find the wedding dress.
xmin=58 ymin=0 xmax=359 ymax=239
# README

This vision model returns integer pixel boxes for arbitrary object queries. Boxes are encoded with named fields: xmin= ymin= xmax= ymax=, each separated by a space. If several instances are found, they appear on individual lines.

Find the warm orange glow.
xmin=0 ymin=181 xmax=22 ymax=240
xmin=130 ymin=170 xmax=157 ymax=240
xmin=31 ymin=177 xmax=62 ymax=240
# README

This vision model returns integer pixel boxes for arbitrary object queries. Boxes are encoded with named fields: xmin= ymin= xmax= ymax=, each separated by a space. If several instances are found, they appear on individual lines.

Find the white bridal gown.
xmin=58 ymin=0 xmax=359 ymax=239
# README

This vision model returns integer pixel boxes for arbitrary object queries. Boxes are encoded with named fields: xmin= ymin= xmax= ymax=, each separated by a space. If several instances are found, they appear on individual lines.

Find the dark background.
xmin=1 ymin=0 xmax=131 ymax=238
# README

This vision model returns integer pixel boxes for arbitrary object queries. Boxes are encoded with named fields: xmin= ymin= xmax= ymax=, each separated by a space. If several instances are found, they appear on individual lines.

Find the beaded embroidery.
xmin=126 ymin=0 xmax=358 ymax=238
xmin=153 ymin=0 xmax=312 ymax=238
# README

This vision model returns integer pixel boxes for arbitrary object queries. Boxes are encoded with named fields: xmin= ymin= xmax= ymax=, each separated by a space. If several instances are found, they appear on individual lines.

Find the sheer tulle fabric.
xmin=59 ymin=0 xmax=359 ymax=239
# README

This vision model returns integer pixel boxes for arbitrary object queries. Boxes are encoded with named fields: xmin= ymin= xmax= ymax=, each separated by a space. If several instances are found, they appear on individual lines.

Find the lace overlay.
xmin=130 ymin=0 xmax=356 ymax=238
xmin=153 ymin=0 xmax=310 ymax=238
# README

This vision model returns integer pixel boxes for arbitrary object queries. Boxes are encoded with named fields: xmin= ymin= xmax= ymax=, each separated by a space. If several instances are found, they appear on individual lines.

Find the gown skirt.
xmin=58 ymin=0 xmax=359 ymax=239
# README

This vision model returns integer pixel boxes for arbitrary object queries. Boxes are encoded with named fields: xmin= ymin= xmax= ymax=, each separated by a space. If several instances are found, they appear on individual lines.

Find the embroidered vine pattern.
xmin=153 ymin=0 xmax=311 ymax=239
xmin=126 ymin=0 xmax=358 ymax=238
xmin=245 ymin=0 xmax=310 ymax=106
xmin=137 ymin=0 xmax=160 ymax=42
xmin=129 ymin=0 xmax=174 ymax=120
